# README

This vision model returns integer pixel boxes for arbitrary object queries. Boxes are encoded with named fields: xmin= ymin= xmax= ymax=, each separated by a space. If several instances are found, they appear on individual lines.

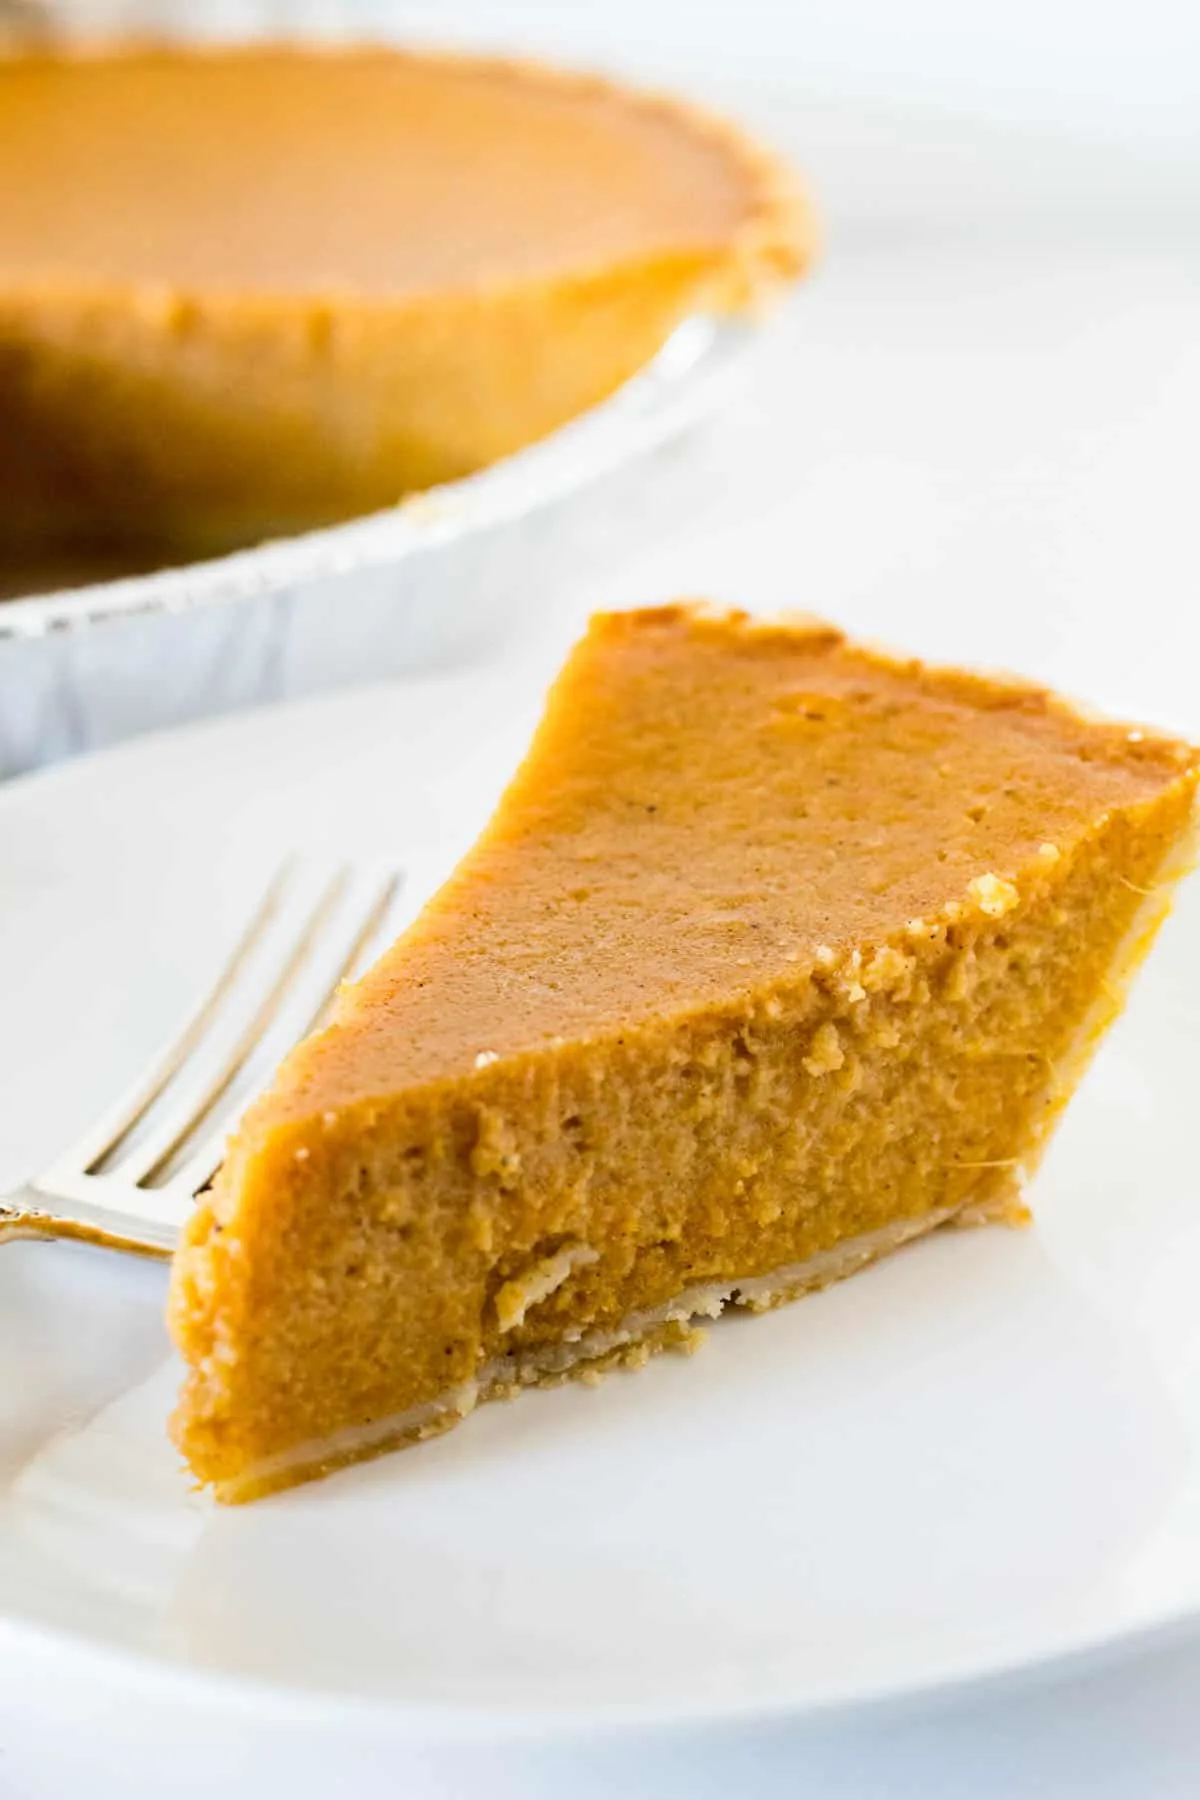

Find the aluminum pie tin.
xmin=0 ymin=316 xmax=754 ymax=777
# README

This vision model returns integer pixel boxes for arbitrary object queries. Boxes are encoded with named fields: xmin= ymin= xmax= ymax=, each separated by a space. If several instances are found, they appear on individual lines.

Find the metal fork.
xmin=0 ymin=858 xmax=402 ymax=1259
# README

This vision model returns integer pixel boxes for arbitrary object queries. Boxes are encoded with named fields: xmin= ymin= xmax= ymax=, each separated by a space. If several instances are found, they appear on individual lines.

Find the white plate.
xmin=1 ymin=665 xmax=1200 ymax=1742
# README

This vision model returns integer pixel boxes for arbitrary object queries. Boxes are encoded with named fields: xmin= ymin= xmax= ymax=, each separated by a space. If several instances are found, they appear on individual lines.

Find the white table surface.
xmin=6 ymin=11 xmax=1200 ymax=1794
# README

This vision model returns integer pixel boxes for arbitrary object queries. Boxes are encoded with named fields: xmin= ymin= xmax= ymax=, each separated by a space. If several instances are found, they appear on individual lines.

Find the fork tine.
xmin=10 ymin=855 xmax=406 ymax=1258
xmin=40 ymin=862 xmax=291 ymax=1185
xmin=140 ymin=863 xmax=402 ymax=1196
xmin=118 ymin=863 xmax=350 ymax=1189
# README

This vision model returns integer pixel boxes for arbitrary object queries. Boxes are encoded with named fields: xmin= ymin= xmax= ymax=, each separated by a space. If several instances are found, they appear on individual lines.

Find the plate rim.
xmin=4 ymin=1564 xmax=1199 ymax=1741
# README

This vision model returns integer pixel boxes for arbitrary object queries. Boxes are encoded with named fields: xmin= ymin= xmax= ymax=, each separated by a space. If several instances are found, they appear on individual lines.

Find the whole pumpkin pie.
xmin=168 ymin=605 xmax=1200 ymax=1501
xmin=0 ymin=46 xmax=809 ymax=560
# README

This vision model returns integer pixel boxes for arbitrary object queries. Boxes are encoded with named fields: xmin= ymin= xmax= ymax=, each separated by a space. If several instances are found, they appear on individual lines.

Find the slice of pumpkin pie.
xmin=169 ymin=606 xmax=1200 ymax=1501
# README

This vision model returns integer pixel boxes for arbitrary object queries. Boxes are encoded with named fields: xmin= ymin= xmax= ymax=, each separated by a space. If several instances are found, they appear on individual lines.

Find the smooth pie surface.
xmin=0 ymin=51 xmax=782 ymax=293
xmin=264 ymin=608 xmax=1197 ymax=1106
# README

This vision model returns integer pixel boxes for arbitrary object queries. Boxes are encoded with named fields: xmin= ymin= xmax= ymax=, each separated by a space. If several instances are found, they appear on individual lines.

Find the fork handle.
xmin=0 ymin=1189 xmax=172 ymax=1260
xmin=0 ymin=1196 xmax=62 ymax=1247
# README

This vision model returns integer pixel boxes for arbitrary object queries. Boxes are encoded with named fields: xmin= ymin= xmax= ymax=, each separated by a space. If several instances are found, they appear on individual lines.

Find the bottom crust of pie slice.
xmin=210 ymin=1193 xmax=1021 ymax=1503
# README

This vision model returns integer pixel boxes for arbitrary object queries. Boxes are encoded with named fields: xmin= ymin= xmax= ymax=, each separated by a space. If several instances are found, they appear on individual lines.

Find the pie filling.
xmin=212 ymin=1200 xmax=1001 ymax=1502
xmin=204 ymin=799 xmax=1195 ymax=1506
